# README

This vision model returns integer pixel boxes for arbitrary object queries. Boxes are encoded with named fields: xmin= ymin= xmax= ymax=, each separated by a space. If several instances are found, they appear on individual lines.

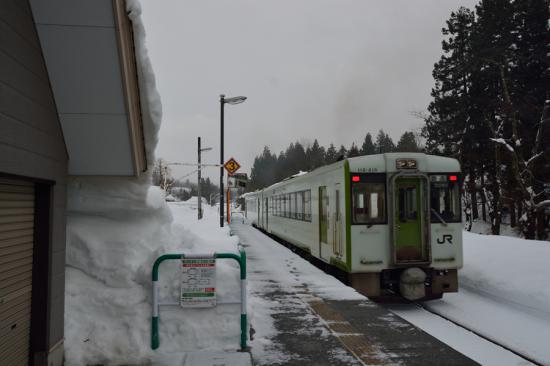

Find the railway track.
xmin=410 ymin=302 xmax=542 ymax=366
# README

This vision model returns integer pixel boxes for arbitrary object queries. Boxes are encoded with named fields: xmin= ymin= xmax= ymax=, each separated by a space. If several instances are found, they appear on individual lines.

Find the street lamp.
xmin=220 ymin=94 xmax=247 ymax=227
xmin=198 ymin=137 xmax=212 ymax=220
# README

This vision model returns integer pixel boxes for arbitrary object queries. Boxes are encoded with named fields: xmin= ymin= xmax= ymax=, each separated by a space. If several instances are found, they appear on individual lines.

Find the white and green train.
xmin=243 ymin=153 xmax=462 ymax=301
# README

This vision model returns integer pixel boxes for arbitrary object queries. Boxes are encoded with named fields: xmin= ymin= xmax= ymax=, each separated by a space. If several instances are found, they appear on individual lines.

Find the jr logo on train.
xmin=243 ymin=153 xmax=462 ymax=301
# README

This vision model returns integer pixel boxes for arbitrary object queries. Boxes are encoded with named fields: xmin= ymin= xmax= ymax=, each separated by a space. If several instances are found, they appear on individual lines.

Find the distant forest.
xmin=248 ymin=129 xmax=421 ymax=192
xmin=250 ymin=0 xmax=550 ymax=240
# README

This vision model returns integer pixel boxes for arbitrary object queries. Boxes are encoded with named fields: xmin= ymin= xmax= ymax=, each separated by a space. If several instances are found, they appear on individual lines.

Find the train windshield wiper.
xmin=431 ymin=208 xmax=448 ymax=226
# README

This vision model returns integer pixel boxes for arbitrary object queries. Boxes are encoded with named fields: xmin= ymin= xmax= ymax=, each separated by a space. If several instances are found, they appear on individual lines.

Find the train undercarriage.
xmin=257 ymin=225 xmax=458 ymax=302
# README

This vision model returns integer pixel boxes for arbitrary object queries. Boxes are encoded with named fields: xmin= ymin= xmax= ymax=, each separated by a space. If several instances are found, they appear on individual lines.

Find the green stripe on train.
xmin=344 ymin=160 xmax=352 ymax=272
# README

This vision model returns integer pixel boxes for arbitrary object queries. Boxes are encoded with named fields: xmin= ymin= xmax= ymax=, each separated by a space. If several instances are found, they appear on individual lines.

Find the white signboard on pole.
xmin=180 ymin=258 xmax=216 ymax=308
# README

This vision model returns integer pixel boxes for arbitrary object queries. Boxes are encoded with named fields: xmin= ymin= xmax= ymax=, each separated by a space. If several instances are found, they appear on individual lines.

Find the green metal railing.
xmin=151 ymin=248 xmax=247 ymax=350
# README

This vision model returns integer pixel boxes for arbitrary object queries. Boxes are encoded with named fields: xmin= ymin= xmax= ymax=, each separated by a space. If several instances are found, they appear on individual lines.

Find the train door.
xmin=333 ymin=184 xmax=343 ymax=256
xmin=395 ymin=177 xmax=427 ymax=262
xmin=319 ymin=186 xmax=331 ymax=261
xmin=264 ymin=198 xmax=268 ymax=231
xmin=257 ymin=198 xmax=261 ymax=227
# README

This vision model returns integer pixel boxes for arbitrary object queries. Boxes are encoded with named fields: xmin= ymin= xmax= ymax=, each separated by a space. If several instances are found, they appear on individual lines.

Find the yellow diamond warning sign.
xmin=224 ymin=157 xmax=241 ymax=176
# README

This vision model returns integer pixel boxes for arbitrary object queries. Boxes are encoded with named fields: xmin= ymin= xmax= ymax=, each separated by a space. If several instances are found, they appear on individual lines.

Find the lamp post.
xmin=219 ymin=94 xmax=247 ymax=227
xmin=197 ymin=137 xmax=212 ymax=220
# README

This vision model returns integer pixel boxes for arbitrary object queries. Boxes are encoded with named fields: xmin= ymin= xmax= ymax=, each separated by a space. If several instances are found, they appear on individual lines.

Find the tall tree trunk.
xmin=524 ymin=207 xmax=536 ymax=239
xmin=480 ymin=173 xmax=487 ymax=221
xmin=509 ymin=200 xmax=516 ymax=227
xmin=491 ymin=181 xmax=502 ymax=235
xmin=469 ymin=168 xmax=479 ymax=220
xmin=536 ymin=209 xmax=546 ymax=240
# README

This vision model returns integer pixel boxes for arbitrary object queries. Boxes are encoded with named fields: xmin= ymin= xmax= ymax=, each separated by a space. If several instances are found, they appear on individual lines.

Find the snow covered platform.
xmin=153 ymin=351 xmax=251 ymax=366
xmin=232 ymin=222 xmax=478 ymax=366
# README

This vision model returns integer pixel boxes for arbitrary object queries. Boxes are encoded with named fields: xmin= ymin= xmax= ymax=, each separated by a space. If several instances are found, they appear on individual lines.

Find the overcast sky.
xmin=140 ymin=0 xmax=478 ymax=183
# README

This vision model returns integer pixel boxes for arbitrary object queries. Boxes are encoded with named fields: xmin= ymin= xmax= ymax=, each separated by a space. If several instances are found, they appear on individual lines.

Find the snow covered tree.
xmin=424 ymin=0 xmax=549 ymax=237
xmin=152 ymin=158 xmax=174 ymax=192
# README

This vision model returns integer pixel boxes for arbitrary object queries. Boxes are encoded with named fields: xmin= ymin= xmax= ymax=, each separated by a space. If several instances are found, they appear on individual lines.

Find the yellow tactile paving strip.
xmin=309 ymin=301 xmax=389 ymax=365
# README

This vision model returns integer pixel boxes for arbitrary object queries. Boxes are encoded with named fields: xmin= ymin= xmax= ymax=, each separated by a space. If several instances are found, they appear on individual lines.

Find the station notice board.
xmin=180 ymin=258 xmax=217 ymax=308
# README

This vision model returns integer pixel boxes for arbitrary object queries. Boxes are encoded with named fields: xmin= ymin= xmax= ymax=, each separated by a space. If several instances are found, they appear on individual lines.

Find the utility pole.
xmin=227 ymin=176 xmax=231 ymax=224
xmin=197 ymin=137 xmax=202 ymax=220
xmin=220 ymin=95 xmax=225 ymax=227
xmin=219 ymin=94 xmax=247 ymax=227
xmin=196 ymin=138 xmax=213 ymax=220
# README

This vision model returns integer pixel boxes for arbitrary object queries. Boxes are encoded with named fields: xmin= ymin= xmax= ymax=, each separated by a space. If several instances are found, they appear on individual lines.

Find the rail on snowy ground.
xmin=151 ymin=248 xmax=248 ymax=351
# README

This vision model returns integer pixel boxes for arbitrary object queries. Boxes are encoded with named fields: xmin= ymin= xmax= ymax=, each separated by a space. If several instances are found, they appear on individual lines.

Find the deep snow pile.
xmin=460 ymin=231 xmax=550 ymax=315
xmin=65 ymin=189 xmax=242 ymax=365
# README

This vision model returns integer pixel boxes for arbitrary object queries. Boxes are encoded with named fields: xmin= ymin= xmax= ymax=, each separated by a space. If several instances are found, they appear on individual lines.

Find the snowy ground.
xmin=231 ymin=220 xmax=367 ymax=365
xmin=65 ymin=196 xmax=548 ymax=365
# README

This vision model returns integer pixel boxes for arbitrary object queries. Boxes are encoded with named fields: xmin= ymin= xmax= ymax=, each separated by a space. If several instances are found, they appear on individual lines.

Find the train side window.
xmin=289 ymin=193 xmax=294 ymax=219
xmin=296 ymin=191 xmax=304 ymax=220
xmin=304 ymin=190 xmax=311 ymax=221
xmin=352 ymin=182 xmax=386 ymax=224
xmin=285 ymin=194 xmax=290 ymax=218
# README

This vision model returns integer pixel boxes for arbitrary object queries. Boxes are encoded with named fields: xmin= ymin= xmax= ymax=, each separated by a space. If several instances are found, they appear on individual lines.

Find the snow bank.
xmin=461 ymin=231 xmax=550 ymax=316
xmin=65 ymin=192 xmax=242 ymax=365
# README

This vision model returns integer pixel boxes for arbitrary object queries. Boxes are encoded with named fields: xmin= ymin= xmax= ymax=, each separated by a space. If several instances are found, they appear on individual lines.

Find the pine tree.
xmin=286 ymin=141 xmax=308 ymax=175
xmin=325 ymin=143 xmax=337 ymax=164
xmin=274 ymin=151 xmax=287 ymax=182
xmin=249 ymin=146 xmax=277 ymax=190
xmin=375 ymin=130 xmax=395 ymax=153
xmin=424 ymin=6 xmax=483 ymax=222
xmin=396 ymin=131 xmax=421 ymax=152
xmin=306 ymin=139 xmax=326 ymax=170
xmin=348 ymin=143 xmax=360 ymax=157
xmin=337 ymin=145 xmax=347 ymax=160
xmin=360 ymin=133 xmax=376 ymax=155
xmin=424 ymin=7 xmax=476 ymax=158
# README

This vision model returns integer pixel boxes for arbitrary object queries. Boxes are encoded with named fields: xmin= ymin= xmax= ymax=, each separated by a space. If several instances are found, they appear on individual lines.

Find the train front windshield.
xmin=430 ymin=175 xmax=461 ymax=222
xmin=352 ymin=181 xmax=386 ymax=224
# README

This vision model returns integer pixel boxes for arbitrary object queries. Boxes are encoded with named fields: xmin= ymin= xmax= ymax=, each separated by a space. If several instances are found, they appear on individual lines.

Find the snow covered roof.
xmin=29 ymin=0 xmax=157 ymax=177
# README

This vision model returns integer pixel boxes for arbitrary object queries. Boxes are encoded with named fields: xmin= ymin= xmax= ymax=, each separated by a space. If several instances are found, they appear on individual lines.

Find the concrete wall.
xmin=0 ymin=0 xmax=68 ymax=364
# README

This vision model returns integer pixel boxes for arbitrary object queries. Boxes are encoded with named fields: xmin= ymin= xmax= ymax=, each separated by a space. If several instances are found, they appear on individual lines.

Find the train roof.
xmin=347 ymin=153 xmax=460 ymax=173
xmin=242 ymin=153 xmax=460 ymax=196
